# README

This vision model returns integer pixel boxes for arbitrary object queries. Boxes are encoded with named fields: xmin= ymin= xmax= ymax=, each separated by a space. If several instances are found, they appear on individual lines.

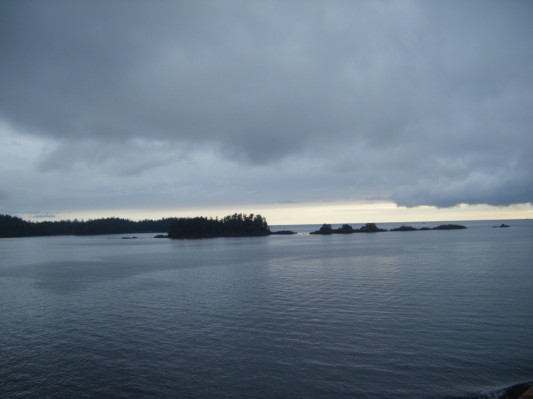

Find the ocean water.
xmin=0 ymin=220 xmax=532 ymax=398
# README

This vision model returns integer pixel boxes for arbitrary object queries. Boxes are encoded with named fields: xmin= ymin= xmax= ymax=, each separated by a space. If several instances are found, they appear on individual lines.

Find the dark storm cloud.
xmin=1 ymin=0 xmax=532 ymax=212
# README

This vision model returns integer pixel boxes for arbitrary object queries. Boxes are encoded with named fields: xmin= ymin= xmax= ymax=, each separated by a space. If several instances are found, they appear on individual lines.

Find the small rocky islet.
xmin=493 ymin=223 xmax=510 ymax=228
xmin=310 ymin=223 xmax=466 ymax=235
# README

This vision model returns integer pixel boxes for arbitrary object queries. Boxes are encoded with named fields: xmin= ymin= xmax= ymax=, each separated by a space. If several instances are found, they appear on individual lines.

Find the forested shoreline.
xmin=0 ymin=213 xmax=274 ymax=239
xmin=0 ymin=214 xmax=177 ymax=238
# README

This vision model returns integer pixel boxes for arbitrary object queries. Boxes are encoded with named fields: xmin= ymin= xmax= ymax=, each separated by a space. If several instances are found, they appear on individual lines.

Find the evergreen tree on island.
xmin=168 ymin=213 xmax=271 ymax=239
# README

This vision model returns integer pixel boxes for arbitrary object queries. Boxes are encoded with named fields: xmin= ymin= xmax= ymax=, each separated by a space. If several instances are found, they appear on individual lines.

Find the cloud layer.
xmin=1 ymin=1 xmax=532 ymax=216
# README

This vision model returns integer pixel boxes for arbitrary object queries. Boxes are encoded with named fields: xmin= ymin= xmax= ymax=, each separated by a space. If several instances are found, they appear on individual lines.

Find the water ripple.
xmin=1 ymin=224 xmax=532 ymax=398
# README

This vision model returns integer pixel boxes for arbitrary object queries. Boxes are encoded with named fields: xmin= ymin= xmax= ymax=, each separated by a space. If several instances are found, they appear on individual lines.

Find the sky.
xmin=1 ymin=0 xmax=532 ymax=225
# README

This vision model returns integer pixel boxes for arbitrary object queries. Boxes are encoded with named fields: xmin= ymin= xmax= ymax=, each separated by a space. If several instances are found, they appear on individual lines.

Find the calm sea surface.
xmin=1 ymin=220 xmax=532 ymax=398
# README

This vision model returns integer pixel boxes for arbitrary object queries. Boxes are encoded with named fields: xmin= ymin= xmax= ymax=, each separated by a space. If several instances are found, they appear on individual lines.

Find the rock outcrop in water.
xmin=432 ymin=224 xmax=467 ymax=230
xmin=310 ymin=223 xmax=387 ymax=235
xmin=269 ymin=230 xmax=298 ymax=235
xmin=390 ymin=224 xmax=467 ymax=232
xmin=390 ymin=225 xmax=418 ymax=232
xmin=310 ymin=223 xmax=468 ymax=235
xmin=390 ymin=224 xmax=466 ymax=231
xmin=359 ymin=223 xmax=387 ymax=233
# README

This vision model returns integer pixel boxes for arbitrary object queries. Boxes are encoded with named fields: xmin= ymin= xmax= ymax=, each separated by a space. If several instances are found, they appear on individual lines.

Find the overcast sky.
xmin=1 ymin=1 xmax=532 ymax=223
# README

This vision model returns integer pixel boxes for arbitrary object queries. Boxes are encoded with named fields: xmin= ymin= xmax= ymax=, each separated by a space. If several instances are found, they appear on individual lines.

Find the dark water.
xmin=1 ymin=220 xmax=532 ymax=398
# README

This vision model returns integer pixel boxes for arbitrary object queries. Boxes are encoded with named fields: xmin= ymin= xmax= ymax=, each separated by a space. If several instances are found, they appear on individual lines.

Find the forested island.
xmin=0 ymin=213 xmax=295 ymax=239
xmin=167 ymin=214 xmax=271 ymax=239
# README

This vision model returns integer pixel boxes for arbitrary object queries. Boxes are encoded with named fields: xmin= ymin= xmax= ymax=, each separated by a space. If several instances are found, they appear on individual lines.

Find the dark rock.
xmin=310 ymin=224 xmax=334 ymax=235
xmin=390 ymin=225 xmax=418 ymax=232
xmin=311 ymin=223 xmax=387 ymax=234
xmin=154 ymin=234 xmax=168 ymax=238
xmin=121 ymin=236 xmax=138 ymax=239
xmin=500 ymin=382 xmax=533 ymax=399
xmin=270 ymin=230 xmax=297 ymax=235
xmin=493 ymin=223 xmax=510 ymax=228
xmin=337 ymin=224 xmax=355 ymax=234
xmin=432 ymin=224 xmax=466 ymax=230
xmin=358 ymin=223 xmax=388 ymax=233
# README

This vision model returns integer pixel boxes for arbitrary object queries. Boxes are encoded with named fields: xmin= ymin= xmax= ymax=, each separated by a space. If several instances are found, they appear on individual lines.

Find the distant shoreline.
xmin=0 ymin=213 xmax=296 ymax=239
xmin=0 ymin=213 xmax=480 ymax=239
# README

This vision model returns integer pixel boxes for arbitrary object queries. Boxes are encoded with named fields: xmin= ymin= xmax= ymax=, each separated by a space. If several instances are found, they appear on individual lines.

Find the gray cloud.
xmin=0 ymin=0 xmax=532 ymax=215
